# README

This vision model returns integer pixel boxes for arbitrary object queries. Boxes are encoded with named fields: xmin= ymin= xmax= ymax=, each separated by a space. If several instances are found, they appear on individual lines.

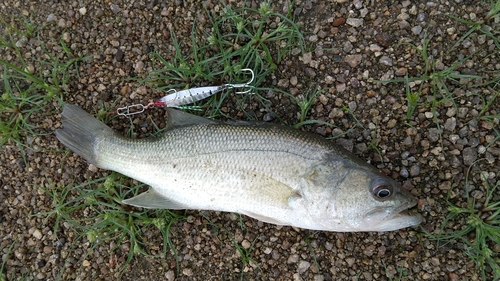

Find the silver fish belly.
xmin=56 ymin=104 xmax=422 ymax=232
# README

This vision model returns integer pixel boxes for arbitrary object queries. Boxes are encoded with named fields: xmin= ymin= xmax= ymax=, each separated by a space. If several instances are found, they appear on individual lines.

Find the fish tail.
xmin=55 ymin=104 xmax=114 ymax=167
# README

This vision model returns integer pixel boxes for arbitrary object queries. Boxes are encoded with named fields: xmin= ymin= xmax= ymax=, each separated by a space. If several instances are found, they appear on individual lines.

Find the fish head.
xmin=320 ymin=168 xmax=422 ymax=232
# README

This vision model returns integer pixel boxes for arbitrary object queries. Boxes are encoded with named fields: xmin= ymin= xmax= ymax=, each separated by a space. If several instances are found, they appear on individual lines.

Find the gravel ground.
xmin=1 ymin=0 xmax=499 ymax=280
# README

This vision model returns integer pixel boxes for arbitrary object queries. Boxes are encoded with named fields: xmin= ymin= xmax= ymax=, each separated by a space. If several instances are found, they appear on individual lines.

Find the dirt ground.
xmin=1 ymin=0 xmax=499 ymax=280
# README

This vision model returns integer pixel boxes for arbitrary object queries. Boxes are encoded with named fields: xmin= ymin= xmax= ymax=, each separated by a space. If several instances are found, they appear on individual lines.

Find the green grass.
xmin=374 ymin=4 xmax=500 ymax=132
xmin=0 ymin=240 xmax=15 ymax=281
xmin=0 ymin=5 xmax=306 ymax=279
xmin=207 ymin=1 xmax=304 ymax=80
xmin=3 ymin=3 xmax=496 ymax=280
xmin=37 ymin=173 xmax=186 ymax=278
xmin=0 ymin=239 xmax=30 ymax=281
xmin=0 ymin=17 xmax=90 ymax=163
xmin=378 ymin=16 xmax=499 ymax=279
xmin=288 ymin=84 xmax=323 ymax=127
xmin=303 ymin=233 xmax=321 ymax=274
xmin=376 ymin=32 xmax=482 ymax=121
xmin=403 ymin=75 xmax=420 ymax=121
xmin=233 ymin=237 xmax=261 ymax=277
xmin=375 ymin=9 xmax=500 ymax=279
xmin=447 ymin=0 xmax=500 ymax=51
xmin=382 ymin=261 xmax=409 ymax=281
xmin=476 ymin=80 xmax=500 ymax=128
xmin=138 ymin=1 xmax=304 ymax=119
xmin=374 ymin=30 xmax=488 ymax=149
xmin=427 ymin=160 xmax=500 ymax=280
xmin=201 ymin=213 xmax=261 ymax=280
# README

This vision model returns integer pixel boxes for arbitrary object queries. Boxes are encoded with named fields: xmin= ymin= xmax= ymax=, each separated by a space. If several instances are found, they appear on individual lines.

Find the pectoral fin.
xmin=122 ymin=189 xmax=187 ymax=209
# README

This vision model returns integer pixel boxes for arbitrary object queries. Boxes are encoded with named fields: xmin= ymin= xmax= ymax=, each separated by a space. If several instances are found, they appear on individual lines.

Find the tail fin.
xmin=55 ymin=104 xmax=113 ymax=168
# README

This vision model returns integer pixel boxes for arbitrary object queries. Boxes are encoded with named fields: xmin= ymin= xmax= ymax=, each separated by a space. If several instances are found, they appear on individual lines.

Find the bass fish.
xmin=56 ymin=104 xmax=422 ymax=232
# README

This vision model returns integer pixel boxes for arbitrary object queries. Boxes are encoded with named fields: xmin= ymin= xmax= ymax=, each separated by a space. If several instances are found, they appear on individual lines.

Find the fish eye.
xmin=373 ymin=185 xmax=393 ymax=198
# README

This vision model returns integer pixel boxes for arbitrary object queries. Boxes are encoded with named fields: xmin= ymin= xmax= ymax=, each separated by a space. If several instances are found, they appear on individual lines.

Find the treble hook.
xmin=226 ymin=68 xmax=254 ymax=94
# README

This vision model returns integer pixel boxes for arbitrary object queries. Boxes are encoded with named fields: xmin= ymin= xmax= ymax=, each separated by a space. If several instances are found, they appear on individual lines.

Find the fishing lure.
xmin=116 ymin=69 xmax=254 ymax=117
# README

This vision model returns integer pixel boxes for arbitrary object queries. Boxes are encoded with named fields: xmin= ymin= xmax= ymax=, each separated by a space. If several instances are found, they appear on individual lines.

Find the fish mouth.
xmin=364 ymin=200 xmax=423 ymax=231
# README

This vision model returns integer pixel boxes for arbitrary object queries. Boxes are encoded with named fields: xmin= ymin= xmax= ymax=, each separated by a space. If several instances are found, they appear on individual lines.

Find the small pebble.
xmin=360 ymin=8 xmax=369 ymax=18
xmin=287 ymin=254 xmax=299 ymax=264
xmin=304 ymin=68 xmax=316 ymax=77
xmin=336 ymin=83 xmax=346 ymax=92
xmin=182 ymin=268 xmax=193 ymax=276
xmin=314 ymin=275 xmax=325 ymax=281
xmin=346 ymin=18 xmax=364 ymax=27
xmin=38 ymin=259 xmax=47 ymax=267
xmin=241 ymin=240 xmax=251 ymax=249
xmin=400 ymin=168 xmax=409 ymax=178
xmin=427 ymin=128 xmax=440 ymax=142
xmin=15 ymin=37 xmax=28 ymax=48
xmin=165 ymin=270 xmax=175 ymax=281
xmin=411 ymin=25 xmax=422 ymax=35
xmin=374 ymin=33 xmax=392 ymax=47
xmin=134 ymin=61 xmax=145 ymax=72
xmin=110 ymin=4 xmax=121 ymax=14
xmin=26 ymin=64 xmax=35 ymax=74
xmin=33 ymin=229 xmax=42 ymax=240
xmin=395 ymin=67 xmax=407 ymax=76
xmin=379 ymin=56 xmax=393 ymax=66
xmin=278 ymin=78 xmax=289 ymax=88
xmin=369 ymin=44 xmax=382 ymax=52
xmin=410 ymin=165 xmax=420 ymax=176
xmin=363 ymin=245 xmax=376 ymax=256
xmin=302 ymin=52 xmax=312 ymax=64
xmin=115 ymin=49 xmax=124 ymax=61
xmin=47 ymin=14 xmax=55 ymax=22
xmin=297 ymin=260 xmax=311 ymax=274
xmin=58 ymin=18 xmax=66 ymax=28
xmin=354 ymin=0 xmax=363 ymax=9
xmin=332 ymin=18 xmax=346 ymax=26
xmin=399 ymin=20 xmax=410 ymax=29
xmin=444 ymin=117 xmax=456 ymax=131
xmin=350 ymin=77 xmax=360 ymax=87
xmin=263 ymin=112 xmax=276 ymax=122
xmin=88 ymin=164 xmax=99 ymax=172
xmin=345 ymin=54 xmax=363 ymax=68
xmin=462 ymin=147 xmax=478 ymax=166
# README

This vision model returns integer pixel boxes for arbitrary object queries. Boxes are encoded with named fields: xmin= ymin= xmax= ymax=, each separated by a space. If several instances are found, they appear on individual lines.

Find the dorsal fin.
xmin=165 ymin=108 xmax=218 ymax=130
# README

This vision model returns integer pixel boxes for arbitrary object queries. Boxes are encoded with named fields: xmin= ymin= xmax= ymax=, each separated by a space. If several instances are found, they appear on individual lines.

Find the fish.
xmin=55 ymin=104 xmax=422 ymax=232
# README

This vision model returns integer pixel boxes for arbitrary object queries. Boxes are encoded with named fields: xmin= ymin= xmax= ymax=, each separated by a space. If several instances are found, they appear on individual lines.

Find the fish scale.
xmin=56 ymin=104 xmax=423 ymax=232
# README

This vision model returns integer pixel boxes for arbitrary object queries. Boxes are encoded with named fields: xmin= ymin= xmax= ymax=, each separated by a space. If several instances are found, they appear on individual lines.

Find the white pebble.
xmin=379 ymin=56 xmax=393 ymax=66
xmin=302 ymin=52 xmax=312 ymax=64
xmin=346 ymin=18 xmax=364 ymax=27
xmin=297 ymin=260 xmax=311 ymax=274
xmin=33 ymin=229 xmax=42 ymax=240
